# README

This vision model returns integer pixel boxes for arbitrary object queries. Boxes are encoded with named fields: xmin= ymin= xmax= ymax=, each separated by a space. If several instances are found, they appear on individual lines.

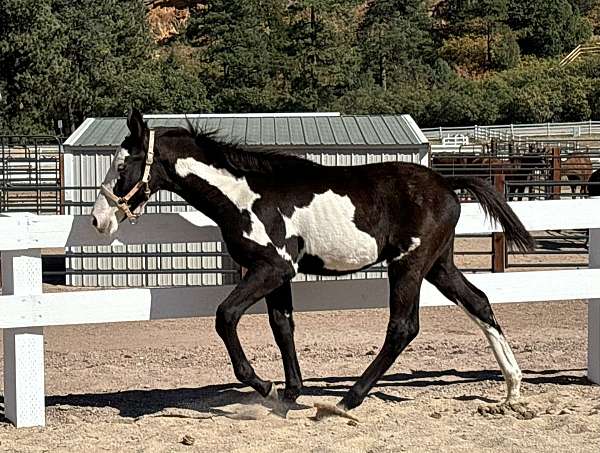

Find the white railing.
xmin=560 ymin=44 xmax=600 ymax=66
xmin=441 ymin=134 xmax=470 ymax=146
xmin=423 ymin=121 xmax=600 ymax=142
xmin=1 ymin=199 xmax=600 ymax=427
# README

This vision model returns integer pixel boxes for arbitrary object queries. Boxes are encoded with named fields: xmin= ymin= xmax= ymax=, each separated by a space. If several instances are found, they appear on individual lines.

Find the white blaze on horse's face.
xmin=281 ymin=190 xmax=380 ymax=271
xmin=91 ymin=148 xmax=130 ymax=235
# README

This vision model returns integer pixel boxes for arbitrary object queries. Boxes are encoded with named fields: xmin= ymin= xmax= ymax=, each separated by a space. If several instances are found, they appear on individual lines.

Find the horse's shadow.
xmin=0 ymin=368 xmax=589 ymax=421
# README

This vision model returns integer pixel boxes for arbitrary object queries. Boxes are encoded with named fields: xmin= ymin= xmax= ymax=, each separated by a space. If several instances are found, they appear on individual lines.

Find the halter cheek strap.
xmin=102 ymin=129 xmax=155 ymax=223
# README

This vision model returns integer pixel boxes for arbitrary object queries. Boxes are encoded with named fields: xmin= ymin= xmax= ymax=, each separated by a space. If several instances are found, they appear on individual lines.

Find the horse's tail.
xmin=447 ymin=176 xmax=535 ymax=252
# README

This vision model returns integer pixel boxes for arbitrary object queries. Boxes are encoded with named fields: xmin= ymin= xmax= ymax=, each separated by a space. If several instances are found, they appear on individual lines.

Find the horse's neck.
xmin=168 ymin=154 xmax=254 ymax=227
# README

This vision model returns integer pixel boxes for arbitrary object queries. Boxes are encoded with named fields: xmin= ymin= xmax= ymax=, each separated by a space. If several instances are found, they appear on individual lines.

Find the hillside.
xmin=2 ymin=0 xmax=600 ymax=135
xmin=145 ymin=0 xmax=204 ymax=42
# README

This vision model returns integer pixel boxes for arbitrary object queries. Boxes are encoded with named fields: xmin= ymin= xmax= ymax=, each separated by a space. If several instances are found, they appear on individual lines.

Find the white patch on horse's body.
xmin=459 ymin=305 xmax=522 ymax=402
xmin=175 ymin=159 xmax=378 ymax=272
xmin=175 ymin=157 xmax=272 ymax=247
xmin=390 ymin=237 xmax=421 ymax=263
xmin=281 ymin=190 xmax=378 ymax=271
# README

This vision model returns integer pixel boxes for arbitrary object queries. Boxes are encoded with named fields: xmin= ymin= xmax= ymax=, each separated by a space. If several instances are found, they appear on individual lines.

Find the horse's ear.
xmin=127 ymin=108 xmax=145 ymax=142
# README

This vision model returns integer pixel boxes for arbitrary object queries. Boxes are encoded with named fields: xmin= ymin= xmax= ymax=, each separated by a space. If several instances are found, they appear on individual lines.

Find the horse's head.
xmin=91 ymin=108 xmax=161 ymax=235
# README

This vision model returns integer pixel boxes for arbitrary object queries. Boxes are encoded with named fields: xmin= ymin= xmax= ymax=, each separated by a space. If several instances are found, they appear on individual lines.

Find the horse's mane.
xmin=161 ymin=120 xmax=321 ymax=176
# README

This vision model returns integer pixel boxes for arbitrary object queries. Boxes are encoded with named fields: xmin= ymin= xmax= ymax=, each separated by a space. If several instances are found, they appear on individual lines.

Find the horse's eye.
xmin=117 ymin=163 xmax=126 ymax=173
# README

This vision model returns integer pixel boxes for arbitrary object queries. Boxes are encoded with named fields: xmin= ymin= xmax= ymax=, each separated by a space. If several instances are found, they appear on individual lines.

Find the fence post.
xmin=551 ymin=148 xmax=562 ymax=200
xmin=492 ymin=174 xmax=506 ymax=273
xmin=588 ymin=228 xmax=600 ymax=384
xmin=1 ymin=249 xmax=45 ymax=427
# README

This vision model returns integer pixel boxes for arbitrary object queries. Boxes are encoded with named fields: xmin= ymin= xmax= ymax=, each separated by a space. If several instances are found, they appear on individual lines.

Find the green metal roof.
xmin=64 ymin=113 xmax=428 ymax=149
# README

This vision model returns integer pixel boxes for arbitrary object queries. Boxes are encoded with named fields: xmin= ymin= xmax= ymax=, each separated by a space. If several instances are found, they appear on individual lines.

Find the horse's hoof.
xmin=265 ymin=383 xmax=279 ymax=402
xmin=283 ymin=387 xmax=302 ymax=403
xmin=314 ymin=402 xmax=359 ymax=422
xmin=261 ymin=384 xmax=287 ymax=418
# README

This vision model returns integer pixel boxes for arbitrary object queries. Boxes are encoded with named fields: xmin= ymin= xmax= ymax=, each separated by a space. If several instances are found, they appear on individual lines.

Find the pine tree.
xmin=434 ymin=0 xmax=519 ymax=70
xmin=0 ymin=0 xmax=160 ymax=134
xmin=283 ymin=0 xmax=361 ymax=110
xmin=358 ymin=0 xmax=434 ymax=90
xmin=0 ymin=0 xmax=68 ymax=134
xmin=53 ymin=0 xmax=158 ymax=131
xmin=508 ymin=0 xmax=592 ymax=57
xmin=186 ymin=0 xmax=289 ymax=112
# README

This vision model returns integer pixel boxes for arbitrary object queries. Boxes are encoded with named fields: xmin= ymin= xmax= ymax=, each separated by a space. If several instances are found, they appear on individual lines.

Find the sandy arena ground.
xmin=0 ymin=298 xmax=599 ymax=452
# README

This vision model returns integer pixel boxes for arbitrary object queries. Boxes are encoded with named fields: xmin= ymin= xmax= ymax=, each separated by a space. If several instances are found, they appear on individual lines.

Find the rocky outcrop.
xmin=145 ymin=1 xmax=205 ymax=42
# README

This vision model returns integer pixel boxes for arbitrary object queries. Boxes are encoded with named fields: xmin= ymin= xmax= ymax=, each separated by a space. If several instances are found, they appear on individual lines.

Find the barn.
xmin=63 ymin=112 xmax=429 ymax=287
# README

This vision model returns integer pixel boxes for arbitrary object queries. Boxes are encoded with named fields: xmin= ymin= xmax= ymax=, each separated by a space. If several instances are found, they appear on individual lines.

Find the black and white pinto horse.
xmin=92 ymin=109 xmax=534 ymax=419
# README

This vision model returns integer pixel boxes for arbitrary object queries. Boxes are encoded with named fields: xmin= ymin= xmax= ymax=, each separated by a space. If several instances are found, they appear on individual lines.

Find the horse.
xmin=429 ymin=154 xmax=471 ymax=177
xmin=91 ymin=109 xmax=534 ymax=419
xmin=588 ymin=168 xmax=600 ymax=197
xmin=562 ymin=153 xmax=593 ymax=198
xmin=432 ymin=152 xmax=545 ymax=201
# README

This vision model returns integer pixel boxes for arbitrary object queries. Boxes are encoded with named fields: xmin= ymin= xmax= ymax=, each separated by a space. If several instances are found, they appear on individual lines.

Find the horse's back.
xmin=274 ymin=161 xmax=459 ymax=274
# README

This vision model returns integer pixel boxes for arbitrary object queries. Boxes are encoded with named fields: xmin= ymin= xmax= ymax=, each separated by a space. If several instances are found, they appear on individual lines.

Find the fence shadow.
xmin=0 ymin=367 xmax=589 ymax=421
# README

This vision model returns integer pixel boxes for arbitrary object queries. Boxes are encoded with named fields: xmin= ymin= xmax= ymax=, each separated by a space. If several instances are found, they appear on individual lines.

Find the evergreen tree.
xmin=508 ymin=0 xmax=592 ymax=57
xmin=0 ymin=0 xmax=160 ymax=134
xmin=0 ymin=0 xmax=68 ymax=134
xmin=358 ymin=0 xmax=434 ymax=90
xmin=283 ymin=0 xmax=361 ymax=110
xmin=435 ymin=0 xmax=519 ymax=70
xmin=53 ymin=0 xmax=158 ymax=131
xmin=186 ymin=0 xmax=289 ymax=112
xmin=149 ymin=49 xmax=212 ymax=113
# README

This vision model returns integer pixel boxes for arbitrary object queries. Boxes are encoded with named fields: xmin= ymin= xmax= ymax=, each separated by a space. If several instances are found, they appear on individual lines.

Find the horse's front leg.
xmin=215 ymin=264 xmax=292 ymax=398
xmin=266 ymin=281 xmax=303 ymax=402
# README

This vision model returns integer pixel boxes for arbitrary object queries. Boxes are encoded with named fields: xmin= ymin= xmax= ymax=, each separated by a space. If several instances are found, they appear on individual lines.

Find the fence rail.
xmin=423 ymin=121 xmax=600 ymax=142
xmin=560 ymin=44 xmax=600 ymax=66
xmin=1 ymin=199 xmax=600 ymax=427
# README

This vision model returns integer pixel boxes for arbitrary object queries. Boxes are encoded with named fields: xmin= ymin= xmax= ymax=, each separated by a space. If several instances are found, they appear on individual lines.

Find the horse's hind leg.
xmin=266 ymin=281 xmax=303 ymax=402
xmin=318 ymin=259 xmax=421 ymax=417
xmin=426 ymin=245 xmax=521 ymax=403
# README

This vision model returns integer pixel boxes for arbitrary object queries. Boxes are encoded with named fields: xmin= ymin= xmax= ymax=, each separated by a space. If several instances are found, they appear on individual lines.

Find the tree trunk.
xmin=381 ymin=55 xmax=387 ymax=91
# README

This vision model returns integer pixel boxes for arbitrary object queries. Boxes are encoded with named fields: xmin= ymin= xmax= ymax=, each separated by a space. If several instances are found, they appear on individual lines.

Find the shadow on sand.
xmin=0 ymin=367 xmax=589 ymax=422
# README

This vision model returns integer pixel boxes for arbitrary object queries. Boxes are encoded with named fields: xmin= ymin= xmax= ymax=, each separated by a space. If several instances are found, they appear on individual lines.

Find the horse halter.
xmin=100 ymin=129 xmax=155 ymax=224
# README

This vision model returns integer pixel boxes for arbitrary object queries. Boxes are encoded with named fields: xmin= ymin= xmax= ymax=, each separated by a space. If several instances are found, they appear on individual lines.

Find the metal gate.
xmin=430 ymin=140 xmax=599 ymax=272
xmin=0 ymin=135 xmax=63 ymax=214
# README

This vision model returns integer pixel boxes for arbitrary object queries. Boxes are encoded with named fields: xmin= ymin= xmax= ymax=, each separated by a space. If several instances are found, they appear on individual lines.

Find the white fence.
xmin=423 ymin=121 xmax=600 ymax=142
xmin=560 ymin=44 xmax=600 ymax=66
xmin=1 ymin=199 xmax=600 ymax=427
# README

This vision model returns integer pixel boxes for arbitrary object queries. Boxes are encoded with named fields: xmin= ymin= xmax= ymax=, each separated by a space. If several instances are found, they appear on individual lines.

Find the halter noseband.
xmin=101 ymin=129 xmax=155 ymax=224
